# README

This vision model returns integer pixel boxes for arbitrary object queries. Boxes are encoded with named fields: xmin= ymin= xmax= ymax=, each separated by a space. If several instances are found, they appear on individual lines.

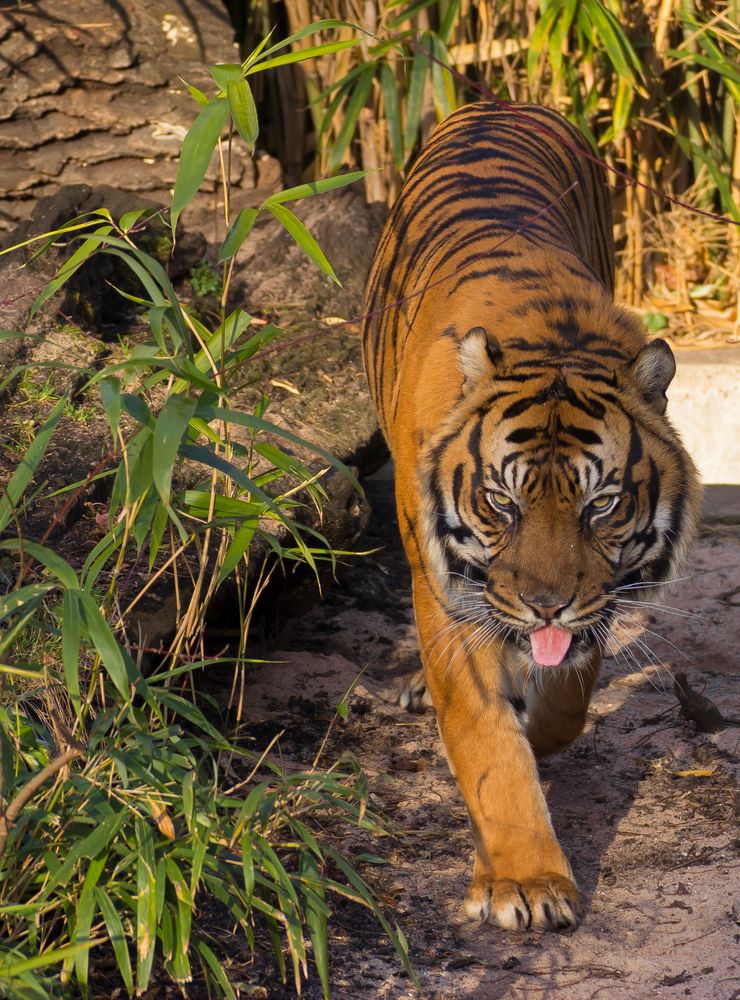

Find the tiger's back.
xmin=363 ymin=101 xmax=617 ymax=439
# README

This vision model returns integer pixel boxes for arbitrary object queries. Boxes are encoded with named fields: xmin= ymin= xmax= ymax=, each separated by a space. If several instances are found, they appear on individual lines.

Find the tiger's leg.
xmin=525 ymin=649 xmax=601 ymax=757
xmin=413 ymin=575 xmax=581 ymax=931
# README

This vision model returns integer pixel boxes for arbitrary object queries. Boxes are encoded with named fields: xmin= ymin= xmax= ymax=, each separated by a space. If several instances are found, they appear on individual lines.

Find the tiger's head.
xmin=419 ymin=321 xmax=701 ymax=671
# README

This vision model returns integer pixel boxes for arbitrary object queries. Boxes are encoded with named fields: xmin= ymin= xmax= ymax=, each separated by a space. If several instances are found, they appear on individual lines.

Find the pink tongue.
xmin=530 ymin=625 xmax=573 ymax=667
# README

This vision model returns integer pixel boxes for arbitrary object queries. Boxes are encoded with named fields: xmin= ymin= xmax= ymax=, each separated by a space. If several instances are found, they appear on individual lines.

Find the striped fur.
xmin=361 ymin=102 xmax=701 ymax=931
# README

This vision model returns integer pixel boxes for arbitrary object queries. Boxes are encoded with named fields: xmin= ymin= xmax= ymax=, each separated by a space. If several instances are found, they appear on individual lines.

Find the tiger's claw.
xmin=464 ymin=874 xmax=582 ymax=932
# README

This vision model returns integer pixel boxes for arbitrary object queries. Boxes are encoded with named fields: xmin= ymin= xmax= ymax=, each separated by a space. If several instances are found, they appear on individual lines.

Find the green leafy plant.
xmin=0 ymin=20 xmax=415 ymax=999
xmin=189 ymin=260 xmax=222 ymax=298
xmin=252 ymin=0 xmax=738 ymax=325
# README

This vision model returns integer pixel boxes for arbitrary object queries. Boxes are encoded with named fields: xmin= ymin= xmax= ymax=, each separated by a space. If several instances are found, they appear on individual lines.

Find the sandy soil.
xmin=241 ymin=470 xmax=739 ymax=1000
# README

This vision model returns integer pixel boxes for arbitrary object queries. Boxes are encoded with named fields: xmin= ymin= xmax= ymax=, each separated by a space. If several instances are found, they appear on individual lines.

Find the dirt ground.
xmin=241 ymin=467 xmax=739 ymax=1000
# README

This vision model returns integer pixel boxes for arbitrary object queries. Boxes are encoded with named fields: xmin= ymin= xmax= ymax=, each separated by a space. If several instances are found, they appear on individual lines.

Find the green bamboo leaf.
xmin=0 ymin=538 xmax=79 ymax=589
xmin=178 ymin=443 xmax=281 ymax=516
xmin=218 ymin=522 xmax=256 ymax=583
xmin=404 ymin=36 xmax=431 ymax=154
xmin=264 ymin=169 xmax=367 ymax=206
xmin=94 ymin=887 xmax=134 ymax=993
xmin=669 ymin=48 xmax=740 ymax=101
xmin=76 ymin=591 xmax=132 ymax=702
xmin=266 ymin=203 xmax=339 ymax=283
xmin=210 ymin=62 xmax=243 ymax=91
xmin=227 ymin=78 xmax=259 ymax=152
xmin=599 ymin=76 xmax=634 ymax=143
xmin=165 ymin=859 xmax=192 ymax=983
xmin=152 ymin=393 xmax=198 ymax=504
xmin=290 ymin=819 xmax=324 ymax=861
xmin=247 ymin=39 xmax=357 ymax=76
xmin=98 ymin=376 xmax=122 ymax=438
xmin=301 ymin=855 xmax=330 ymax=999
xmin=42 ymin=815 xmax=123 ymax=897
xmin=151 ymin=689 xmax=225 ymax=742
xmin=0 ymin=584 xmax=51 ymax=622
xmin=131 ymin=484 xmax=160 ymax=550
xmin=528 ymin=6 xmax=559 ymax=83
xmin=73 ymin=854 xmax=106 ymax=988
xmin=328 ymin=65 xmax=375 ymax=173
xmin=317 ymin=62 xmax=371 ymax=128
xmin=183 ymin=491 xmax=264 ymax=519
xmin=250 ymin=19 xmax=354 ymax=65
xmin=194 ymin=940 xmax=236 ymax=999
xmin=0 ymin=940 xmax=102 ymax=977
xmin=439 ymin=0 xmax=461 ymax=42
xmin=121 ymin=392 xmax=155 ymax=429
xmin=31 ymin=226 xmax=113 ymax=314
xmin=135 ymin=817 xmax=157 ymax=993
xmin=387 ymin=0 xmax=439 ymax=29
xmin=195 ymin=405 xmax=361 ymax=493
xmin=241 ymin=832 xmax=255 ymax=903
xmin=219 ymin=207 xmax=259 ymax=263
xmin=119 ymin=207 xmax=158 ymax=232
xmin=672 ymin=134 xmax=740 ymax=220
xmin=241 ymin=26 xmax=276 ymax=69
xmin=179 ymin=76 xmax=209 ymax=106
xmin=182 ymin=771 xmax=195 ymax=831
xmin=62 ymin=589 xmax=82 ymax=720
xmin=0 ymin=394 xmax=67 ymax=533
xmin=548 ymin=7 xmax=566 ymax=79
xmin=582 ymin=0 xmax=642 ymax=82
xmin=430 ymin=36 xmax=455 ymax=120
xmin=0 ymin=212 xmax=110 ymax=260
xmin=171 ymin=97 xmax=230 ymax=237
xmin=148 ymin=499 xmax=169 ymax=570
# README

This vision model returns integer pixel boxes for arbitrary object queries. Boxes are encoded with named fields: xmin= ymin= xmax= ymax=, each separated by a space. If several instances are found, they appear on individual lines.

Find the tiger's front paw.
xmin=464 ymin=874 xmax=581 ymax=931
xmin=398 ymin=669 xmax=433 ymax=713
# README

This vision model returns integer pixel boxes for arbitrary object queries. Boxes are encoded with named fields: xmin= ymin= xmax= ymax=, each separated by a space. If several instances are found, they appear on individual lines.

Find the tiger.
xmin=361 ymin=101 xmax=701 ymax=932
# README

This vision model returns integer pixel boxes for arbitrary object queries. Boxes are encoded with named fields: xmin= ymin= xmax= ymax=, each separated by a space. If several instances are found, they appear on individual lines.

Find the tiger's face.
xmin=420 ymin=326 xmax=700 ymax=671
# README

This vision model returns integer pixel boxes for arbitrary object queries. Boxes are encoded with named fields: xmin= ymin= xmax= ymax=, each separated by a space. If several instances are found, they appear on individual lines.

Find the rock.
xmin=0 ymin=0 xmax=262 ymax=238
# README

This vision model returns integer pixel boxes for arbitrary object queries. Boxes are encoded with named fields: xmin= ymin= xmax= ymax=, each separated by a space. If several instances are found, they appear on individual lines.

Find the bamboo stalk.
xmin=731 ymin=107 xmax=740 ymax=339
xmin=447 ymin=38 xmax=529 ymax=66
xmin=359 ymin=106 xmax=387 ymax=202
xmin=624 ymin=136 xmax=637 ymax=306
xmin=654 ymin=0 xmax=677 ymax=55
xmin=634 ymin=152 xmax=650 ymax=305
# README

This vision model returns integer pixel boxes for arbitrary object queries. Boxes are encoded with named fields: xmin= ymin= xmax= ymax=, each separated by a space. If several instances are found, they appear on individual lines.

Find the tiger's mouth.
xmin=512 ymin=622 xmax=600 ymax=668
xmin=529 ymin=624 xmax=573 ymax=666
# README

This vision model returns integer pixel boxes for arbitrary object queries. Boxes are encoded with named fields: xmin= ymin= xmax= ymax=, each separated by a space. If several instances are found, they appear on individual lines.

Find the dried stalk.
xmin=0 ymin=748 xmax=81 ymax=857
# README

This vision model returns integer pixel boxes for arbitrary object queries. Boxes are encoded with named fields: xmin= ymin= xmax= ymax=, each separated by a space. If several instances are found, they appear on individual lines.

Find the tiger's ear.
xmin=458 ymin=326 xmax=502 ymax=389
xmin=626 ymin=338 xmax=676 ymax=414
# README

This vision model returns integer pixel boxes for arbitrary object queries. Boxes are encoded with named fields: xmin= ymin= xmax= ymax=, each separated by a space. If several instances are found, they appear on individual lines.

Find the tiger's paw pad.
xmin=398 ymin=670 xmax=433 ymax=714
xmin=464 ymin=875 xmax=581 ymax=932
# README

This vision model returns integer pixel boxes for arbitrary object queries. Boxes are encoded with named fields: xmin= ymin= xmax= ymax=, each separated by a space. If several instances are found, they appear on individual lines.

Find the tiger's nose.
xmin=519 ymin=593 xmax=573 ymax=621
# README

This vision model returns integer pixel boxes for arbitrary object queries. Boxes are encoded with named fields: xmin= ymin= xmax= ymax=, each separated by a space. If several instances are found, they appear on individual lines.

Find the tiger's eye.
xmin=587 ymin=495 xmax=618 ymax=516
xmin=487 ymin=491 xmax=514 ymax=509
